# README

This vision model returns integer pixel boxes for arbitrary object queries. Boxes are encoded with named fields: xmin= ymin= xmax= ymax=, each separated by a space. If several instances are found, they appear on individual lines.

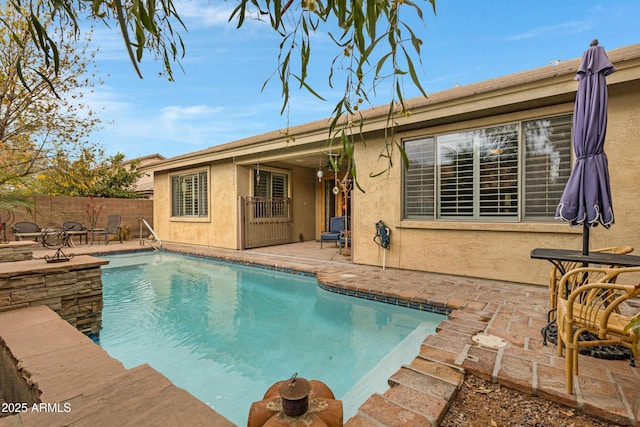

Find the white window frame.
xmin=402 ymin=114 xmax=573 ymax=222
xmin=170 ymin=169 xmax=209 ymax=218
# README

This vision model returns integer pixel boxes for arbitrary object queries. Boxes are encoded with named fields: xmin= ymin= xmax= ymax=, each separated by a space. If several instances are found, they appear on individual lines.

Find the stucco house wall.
xmin=153 ymin=161 xmax=317 ymax=249
xmin=147 ymin=43 xmax=640 ymax=287
xmin=353 ymin=56 xmax=640 ymax=285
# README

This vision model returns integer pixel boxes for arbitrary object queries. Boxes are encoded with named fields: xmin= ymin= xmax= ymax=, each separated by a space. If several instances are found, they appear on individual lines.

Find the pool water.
xmin=98 ymin=252 xmax=443 ymax=425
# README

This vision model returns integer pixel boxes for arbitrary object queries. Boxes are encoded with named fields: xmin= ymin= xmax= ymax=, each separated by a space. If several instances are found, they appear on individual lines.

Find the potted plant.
xmin=85 ymin=196 xmax=103 ymax=229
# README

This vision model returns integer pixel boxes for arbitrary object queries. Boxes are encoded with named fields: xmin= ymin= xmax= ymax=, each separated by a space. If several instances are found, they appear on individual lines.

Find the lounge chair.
xmin=12 ymin=221 xmax=43 ymax=243
xmin=91 ymin=214 xmax=123 ymax=245
xmin=556 ymin=266 xmax=640 ymax=393
xmin=320 ymin=216 xmax=346 ymax=248
xmin=62 ymin=221 xmax=89 ymax=245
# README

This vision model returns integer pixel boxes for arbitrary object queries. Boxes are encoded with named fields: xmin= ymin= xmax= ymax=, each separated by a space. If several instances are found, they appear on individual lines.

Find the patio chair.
xmin=547 ymin=245 xmax=634 ymax=321
xmin=542 ymin=246 xmax=634 ymax=345
xmin=62 ymin=221 xmax=89 ymax=245
xmin=556 ymin=266 xmax=640 ymax=393
xmin=12 ymin=221 xmax=43 ymax=243
xmin=91 ymin=214 xmax=123 ymax=245
xmin=320 ymin=216 xmax=346 ymax=248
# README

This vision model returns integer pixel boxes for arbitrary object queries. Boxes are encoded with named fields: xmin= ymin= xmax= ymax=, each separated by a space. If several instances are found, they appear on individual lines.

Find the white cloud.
xmin=177 ymin=0 xmax=243 ymax=28
xmin=161 ymin=105 xmax=224 ymax=122
xmin=506 ymin=21 xmax=592 ymax=41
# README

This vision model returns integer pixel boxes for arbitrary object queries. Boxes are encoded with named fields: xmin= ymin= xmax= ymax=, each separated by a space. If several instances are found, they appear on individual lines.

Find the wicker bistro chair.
xmin=547 ymin=246 xmax=635 ymax=321
xmin=556 ymin=266 xmax=640 ymax=394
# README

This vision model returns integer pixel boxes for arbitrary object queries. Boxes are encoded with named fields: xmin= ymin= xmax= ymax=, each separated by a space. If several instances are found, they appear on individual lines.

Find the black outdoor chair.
xmin=320 ymin=216 xmax=346 ymax=248
xmin=12 ymin=221 xmax=43 ymax=243
xmin=62 ymin=221 xmax=89 ymax=245
xmin=91 ymin=214 xmax=123 ymax=245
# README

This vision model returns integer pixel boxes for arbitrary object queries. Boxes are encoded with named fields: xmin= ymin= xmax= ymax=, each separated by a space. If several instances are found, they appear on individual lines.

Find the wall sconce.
xmin=316 ymin=169 xmax=324 ymax=182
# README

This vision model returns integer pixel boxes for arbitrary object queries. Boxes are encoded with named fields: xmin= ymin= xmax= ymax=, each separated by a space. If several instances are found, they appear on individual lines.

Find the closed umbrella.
xmin=555 ymin=40 xmax=616 ymax=255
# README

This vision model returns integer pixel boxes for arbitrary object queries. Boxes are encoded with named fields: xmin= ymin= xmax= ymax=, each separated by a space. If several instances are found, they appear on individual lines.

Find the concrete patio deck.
xmin=6 ymin=239 xmax=640 ymax=425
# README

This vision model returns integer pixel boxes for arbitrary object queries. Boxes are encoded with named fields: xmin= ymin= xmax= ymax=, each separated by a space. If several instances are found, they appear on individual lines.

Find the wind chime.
xmin=316 ymin=155 xmax=324 ymax=182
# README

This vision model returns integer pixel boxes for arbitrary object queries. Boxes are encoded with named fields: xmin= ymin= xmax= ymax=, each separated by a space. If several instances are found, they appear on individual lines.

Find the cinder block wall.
xmin=5 ymin=195 xmax=153 ymax=240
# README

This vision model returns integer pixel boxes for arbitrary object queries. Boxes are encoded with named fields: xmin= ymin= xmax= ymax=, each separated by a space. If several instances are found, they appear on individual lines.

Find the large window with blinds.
xmin=171 ymin=170 xmax=208 ymax=217
xmin=403 ymin=115 xmax=572 ymax=221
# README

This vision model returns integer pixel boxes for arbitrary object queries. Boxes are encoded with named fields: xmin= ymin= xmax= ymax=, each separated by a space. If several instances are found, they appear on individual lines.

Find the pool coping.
xmin=157 ymin=248 xmax=455 ymax=316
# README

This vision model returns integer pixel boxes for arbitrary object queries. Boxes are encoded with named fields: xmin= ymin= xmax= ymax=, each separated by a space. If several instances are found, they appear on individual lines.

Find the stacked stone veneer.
xmin=0 ymin=244 xmax=107 ymax=336
xmin=0 ymin=242 xmax=34 ymax=263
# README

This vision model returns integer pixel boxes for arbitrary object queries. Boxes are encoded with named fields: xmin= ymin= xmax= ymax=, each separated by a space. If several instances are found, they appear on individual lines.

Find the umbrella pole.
xmin=582 ymin=223 xmax=590 ymax=255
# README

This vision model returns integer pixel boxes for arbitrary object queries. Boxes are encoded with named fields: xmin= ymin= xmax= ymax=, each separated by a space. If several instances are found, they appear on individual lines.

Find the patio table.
xmin=90 ymin=228 xmax=106 ymax=245
xmin=531 ymin=248 xmax=640 ymax=276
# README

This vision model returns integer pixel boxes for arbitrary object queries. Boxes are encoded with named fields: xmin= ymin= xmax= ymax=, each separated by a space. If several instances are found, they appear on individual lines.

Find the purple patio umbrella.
xmin=555 ymin=40 xmax=617 ymax=255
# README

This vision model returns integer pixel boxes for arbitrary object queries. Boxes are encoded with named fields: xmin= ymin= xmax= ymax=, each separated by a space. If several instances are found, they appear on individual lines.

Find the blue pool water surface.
xmin=98 ymin=251 xmax=443 ymax=425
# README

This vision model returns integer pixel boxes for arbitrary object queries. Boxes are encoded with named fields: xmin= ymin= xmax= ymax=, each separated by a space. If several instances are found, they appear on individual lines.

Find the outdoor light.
xmin=316 ymin=169 xmax=324 ymax=182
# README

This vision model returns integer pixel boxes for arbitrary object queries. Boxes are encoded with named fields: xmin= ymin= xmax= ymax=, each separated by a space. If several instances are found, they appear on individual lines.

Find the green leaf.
xmin=396 ymin=141 xmax=410 ymax=170
xmin=229 ymin=3 xmax=247 ymax=28
xmin=401 ymin=22 xmax=423 ymax=55
xmin=293 ymin=75 xmax=327 ymax=101
xmin=403 ymin=0 xmax=424 ymax=20
xmin=376 ymin=52 xmax=392 ymax=75
xmin=114 ymin=0 xmax=143 ymax=78
xmin=365 ymin=0 xmax=378 ymax=40
xmin=402 ymin=45 xmax=427 ymax=98
xmin=300 ymin=39 xmax=310 ymax=85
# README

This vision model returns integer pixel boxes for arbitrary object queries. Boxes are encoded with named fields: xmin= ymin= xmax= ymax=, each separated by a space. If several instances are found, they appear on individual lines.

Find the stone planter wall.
xmin=0 ymin=242 xmax=35 ymax=263
xmin=0 ymin=256 xmax=108 ymax=336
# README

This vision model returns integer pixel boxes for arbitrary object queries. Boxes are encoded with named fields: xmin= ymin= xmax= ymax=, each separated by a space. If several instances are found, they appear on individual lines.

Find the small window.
xmin=171 ymin=171 xmax=208 ymax=217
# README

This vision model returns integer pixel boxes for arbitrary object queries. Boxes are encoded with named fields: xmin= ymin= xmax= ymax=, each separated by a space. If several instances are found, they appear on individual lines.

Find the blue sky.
xmin=85 ymin=1 xmax=639 ymax=160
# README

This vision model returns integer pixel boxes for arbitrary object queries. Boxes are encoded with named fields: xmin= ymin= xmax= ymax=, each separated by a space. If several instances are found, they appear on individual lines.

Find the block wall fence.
xmin=4 ymin=195 xmax=153 ymax=240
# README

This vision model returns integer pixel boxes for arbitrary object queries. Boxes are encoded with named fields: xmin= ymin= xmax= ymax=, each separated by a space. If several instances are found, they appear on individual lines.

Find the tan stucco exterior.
xmin=152 ymin=161 xmax=317 ymax=249
xmin=146 ymin=43 xmax=640 ymax=287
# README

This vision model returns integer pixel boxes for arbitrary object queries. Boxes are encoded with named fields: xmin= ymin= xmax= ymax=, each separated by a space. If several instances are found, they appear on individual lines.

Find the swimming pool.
xmin=98 ymin=251 xmax=444 ymax=424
